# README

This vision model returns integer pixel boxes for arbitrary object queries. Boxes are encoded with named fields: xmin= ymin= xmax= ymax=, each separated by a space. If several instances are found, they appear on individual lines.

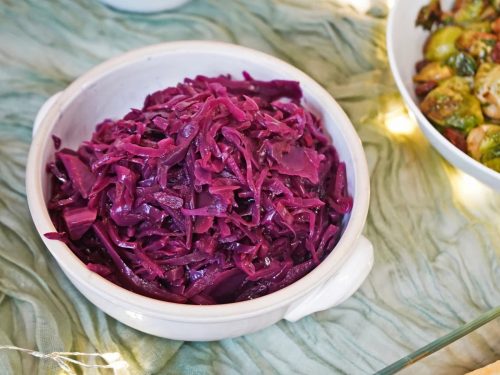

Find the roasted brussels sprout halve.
xmin=424 ymin=26 xmax=464 ymax=61
xmin=474 ymin=62 xmax=500 ymax=119
xmin=452 ymin=0 xmax=488 ymax=24
xmin=455 ymin=30 xmax=496 ymax=59
xmin=416 ymin=0 xmax=442 ymax=30
xmin=414 ymin=0 xmax=500 ymax=173
xmin=446 ymin=52 xmax=477 ymax=75
xmin=467 ymin=124 xmax=500 ymax=171
xmin=413 ymin=61 xmax=454 ymax=82
xmin=420 ymin=76 xmax=484 ymax=132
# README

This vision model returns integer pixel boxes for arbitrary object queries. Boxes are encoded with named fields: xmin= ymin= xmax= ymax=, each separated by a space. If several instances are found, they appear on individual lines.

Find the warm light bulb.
xmin=102 ymin=352 xmax=129 ymax=371
xmin=385 ymin=107 xmax=417 ymax=136
xmin=339 ymin=0 xmax=371 ymax=13
xmin=354 ymin=0 xmax=370 ymax=12
xmin=451 ymin=171 xmax=491 ymax=207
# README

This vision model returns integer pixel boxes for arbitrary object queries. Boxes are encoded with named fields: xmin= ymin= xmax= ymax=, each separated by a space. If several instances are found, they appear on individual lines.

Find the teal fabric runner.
xmin=0 ymin=0 xmax=498 ymax=373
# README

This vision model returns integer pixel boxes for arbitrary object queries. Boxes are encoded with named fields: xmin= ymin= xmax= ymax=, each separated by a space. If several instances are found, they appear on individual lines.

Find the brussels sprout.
xmin=424 ymin=26 xmax=463 ymax=61
xmin=466 ymin=21 xmax=492 ymax=32
xmin=413 ymin=61 xmax=454 ymax=82
xmin=466 ymin=124 xmax=500 ymax=171
xmin=416 ymin=0 xmax=442 ymax=30
xmin=491 ymin=0 xmax=500 ymax=11
xmin=456 ymin=30 xmax=497 ymax=59
xmin=485 ymin=158 xmax=500 ymax=170
xmin=440 ymin=75 xmax=473 ymax=92
xmin=474 ymin=62 xmax=500 ymax=119
xmin=421 ymin=77 xmax=484 ymax=132
xmin=453 ymin=0 xmax=488 ymax=24
xmin=446 ymin=52 xmax=478 ymax=75
xmin=479 ymin=5 xmax=497 ymax=21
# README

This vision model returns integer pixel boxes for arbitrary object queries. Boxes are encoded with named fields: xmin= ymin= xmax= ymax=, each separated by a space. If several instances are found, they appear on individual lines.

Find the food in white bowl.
xmin=414 ymin=0 xmax=500 ymax=172
xmin=387 ymin=0 xmax=500 ymax=189
xmin=45 ymin=72 xmax=353 ymax=305
xmin=27 ymin=41 xmax=373 ymax=341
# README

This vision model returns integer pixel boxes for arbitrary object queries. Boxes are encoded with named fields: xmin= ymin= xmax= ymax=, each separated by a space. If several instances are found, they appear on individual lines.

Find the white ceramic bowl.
xmin=387 ymin=0 xmax=500 ymax=190
xmin=26 ymin=41 xmax=373 ymax=341
xmin=98 ymin=0 xmax=191 ymax=13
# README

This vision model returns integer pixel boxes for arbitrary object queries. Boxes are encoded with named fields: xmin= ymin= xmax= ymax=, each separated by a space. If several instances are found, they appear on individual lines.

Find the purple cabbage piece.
xmin=45 ymin=72 xmax=352 ymax=305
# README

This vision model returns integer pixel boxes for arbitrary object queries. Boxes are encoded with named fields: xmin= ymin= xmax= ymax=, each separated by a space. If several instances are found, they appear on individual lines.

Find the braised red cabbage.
xmin=46 ymin=73 xmax=352 ymax=305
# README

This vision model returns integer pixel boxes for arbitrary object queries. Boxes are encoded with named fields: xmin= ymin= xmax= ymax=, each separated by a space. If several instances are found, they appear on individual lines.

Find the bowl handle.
xmin=33 ymin=92 xmax=62 ymax=137
xmin=284 ymin=235 xmax=374 ymax=322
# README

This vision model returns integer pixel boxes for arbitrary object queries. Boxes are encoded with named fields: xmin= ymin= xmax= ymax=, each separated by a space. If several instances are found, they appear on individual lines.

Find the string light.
xmin=346 ymin=0 xmax=370 ymax=13
xmin=0 ymin=345 xmax=128 ymax=375
xmin=451 ymin=170 xmax=493 ymax=208
xmin=385 ymin=105 xmax=417 ymax=136
xmin=337 ymin=0 xmax=371 ymax=13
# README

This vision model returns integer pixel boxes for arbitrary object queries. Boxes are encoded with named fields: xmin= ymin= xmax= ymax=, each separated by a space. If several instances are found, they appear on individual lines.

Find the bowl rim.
xmin=98 ymin=0 xmax=191 ymax=13
xmin=26 ymin=40 xmax=370 ymax=322
xmin=386 ymin=0 xmax=500 ymax=189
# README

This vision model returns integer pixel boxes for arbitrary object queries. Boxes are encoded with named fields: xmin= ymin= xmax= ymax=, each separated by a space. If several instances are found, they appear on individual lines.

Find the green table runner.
xmin=0 ymin=0 xmax=498 ymax=373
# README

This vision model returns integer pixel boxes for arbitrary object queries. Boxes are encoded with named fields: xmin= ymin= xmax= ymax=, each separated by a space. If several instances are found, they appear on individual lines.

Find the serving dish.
xmin=98 ymin=0 xmax=191 ymax=13
xmin=377 ymin=306 xmax=500 ymax=374
xmin=387 ymin=0 xmax=500 ymax=190
xmin=26 ymin=41 xmax=373 ymax=341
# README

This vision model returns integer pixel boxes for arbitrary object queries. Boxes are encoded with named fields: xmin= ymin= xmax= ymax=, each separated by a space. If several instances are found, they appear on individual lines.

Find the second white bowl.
xmin=98 ymin=0 xmax=191 ymax=13
xmin=387 ymin=0 xmax=500 ymax=190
